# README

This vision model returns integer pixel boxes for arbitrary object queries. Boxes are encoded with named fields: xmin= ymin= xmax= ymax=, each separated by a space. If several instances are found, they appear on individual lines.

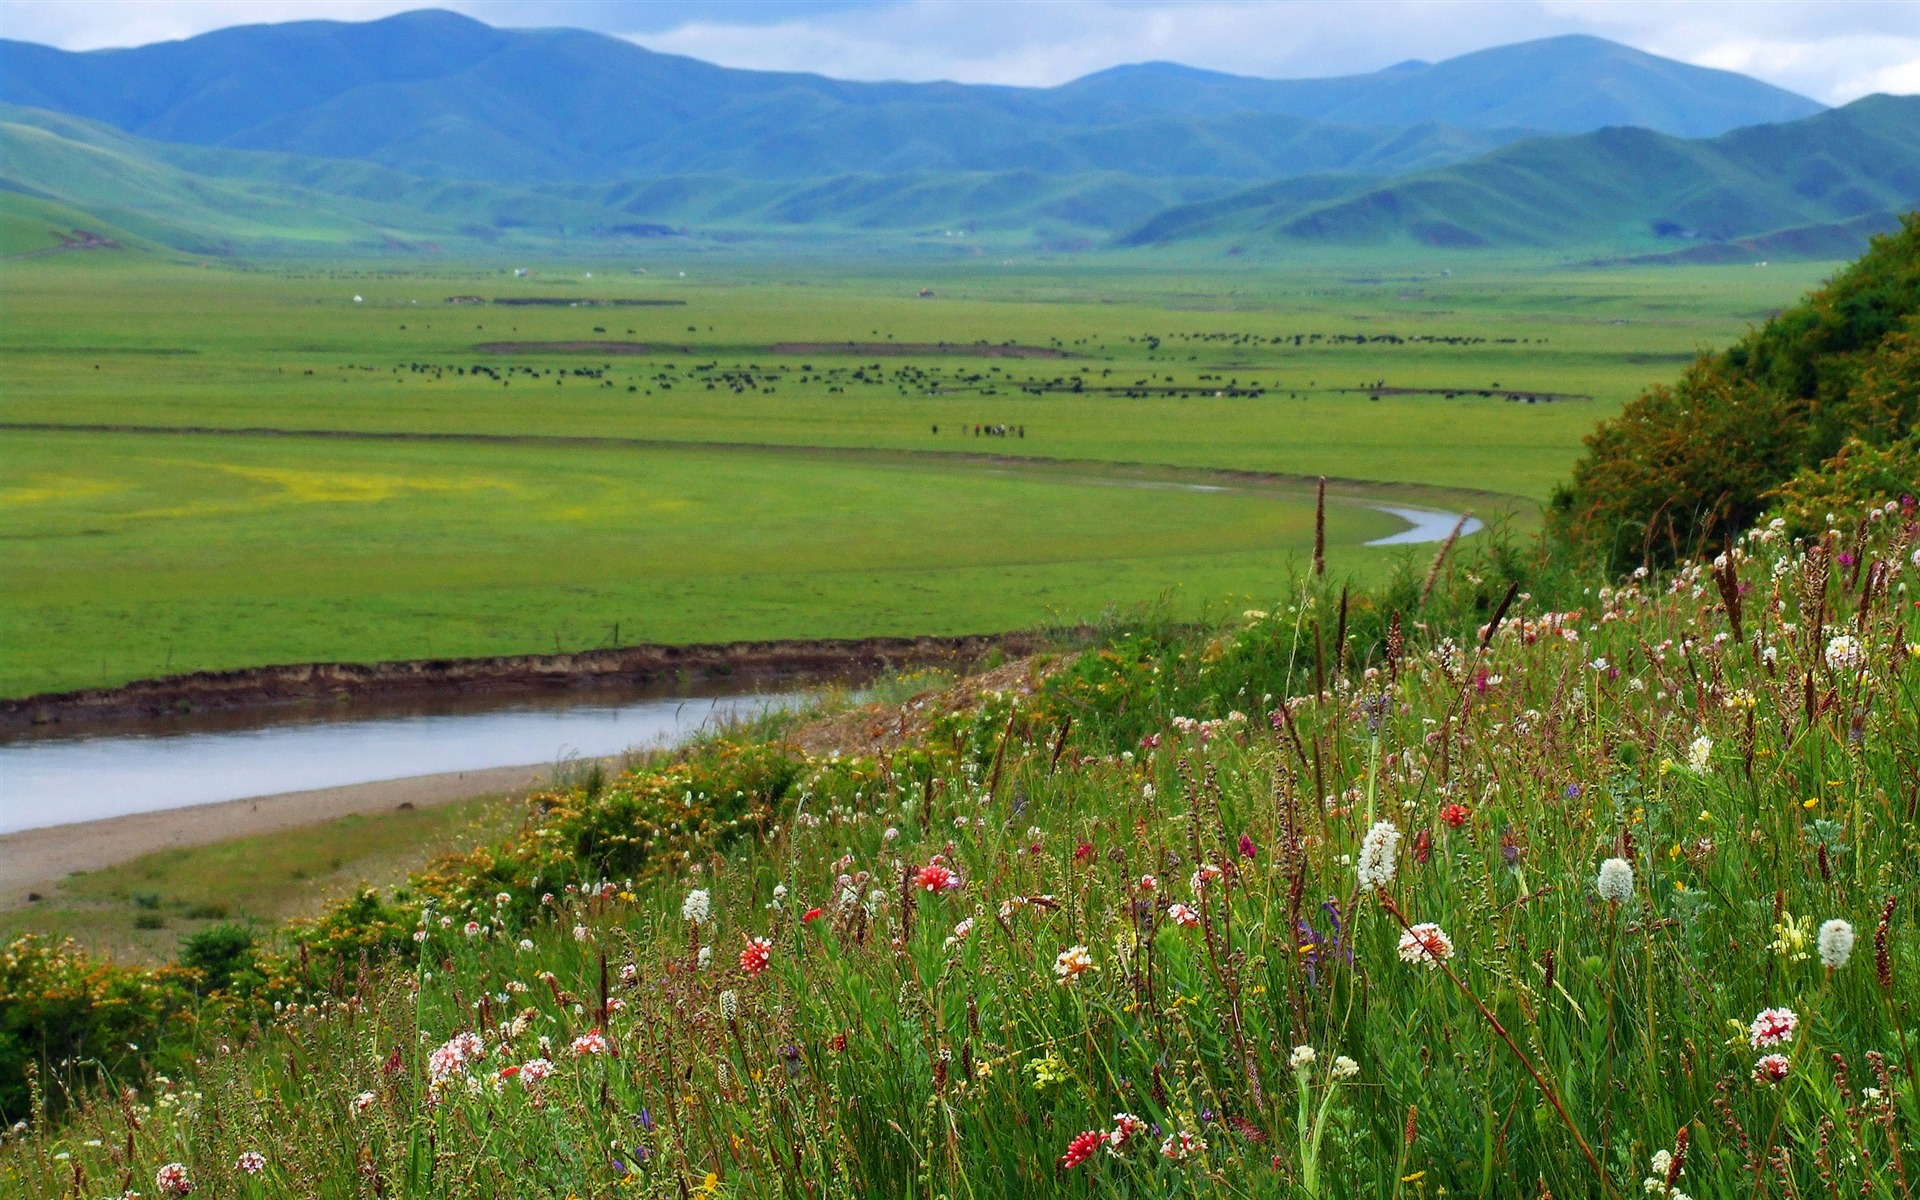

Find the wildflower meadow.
xmin=3 ymin=499 xmax=1917 ymax=1198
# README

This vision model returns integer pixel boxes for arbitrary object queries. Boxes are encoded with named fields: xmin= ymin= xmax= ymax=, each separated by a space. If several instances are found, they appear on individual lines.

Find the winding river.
xmin=0 ymin=503 xmax=1479 ymax=835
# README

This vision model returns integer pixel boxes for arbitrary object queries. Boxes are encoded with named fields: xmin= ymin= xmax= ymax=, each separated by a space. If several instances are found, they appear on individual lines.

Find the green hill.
xmin=0 ymin=192 xmax=154 ymax=257
xmin=1119 ymin=95 xmax=1920 ymax=257
xmin=0 ymin=12 xmax=1819 ymax=185
xmin=2 ymin=105 xmax=1258 ymax=252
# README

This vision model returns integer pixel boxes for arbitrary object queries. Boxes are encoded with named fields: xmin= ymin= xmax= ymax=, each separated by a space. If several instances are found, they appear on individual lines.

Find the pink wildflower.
xmin=155 ymin=1163 xmax=190 ymax=1196
xmin=1749 ymin=1007 xmax=1798 ymax=1049
xmin=570 ymin=1029 xmax=609 ymax=1056
xmin=1753 ymin=1054 xmax=1791 ymax=1085
xmin=235 ymin=1151 xmax=266 ymax=1175
xmin=1166 ymin=902 xmax=1201 ymax=928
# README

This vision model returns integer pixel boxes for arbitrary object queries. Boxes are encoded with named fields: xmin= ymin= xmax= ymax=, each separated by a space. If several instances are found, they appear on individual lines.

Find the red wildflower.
xmin=1059 ymin=1130 xmax=1106 ymax=1170
xmin=801 ymin=906 xmax=825 ymax=923
xmin=915 ymin=862 xmax=961 ymax=892
xmin=1074 ymin=841 xmax=1096 ymax=865
xmin=740 ymin=936 xmax=772 ymax=975
xmin=1439 ymin=803 xmax=1470 ymax=827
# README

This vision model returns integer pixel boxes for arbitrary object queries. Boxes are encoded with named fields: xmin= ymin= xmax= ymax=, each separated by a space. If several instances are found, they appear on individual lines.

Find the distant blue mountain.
xmin=0 ymin=10 xmax=1823 ymax=185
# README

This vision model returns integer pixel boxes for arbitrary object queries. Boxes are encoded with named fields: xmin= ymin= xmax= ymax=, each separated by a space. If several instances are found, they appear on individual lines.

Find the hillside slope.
xmin=0 ymin=106 xmax=1244 ymax=251
xmin=1552 ymin=210 xmax=1920 ymax=569
xmin=0 ymin=12 xmax=1819 ymax=184
xmin=1120 ymin=95 xmax=1920 ymax=255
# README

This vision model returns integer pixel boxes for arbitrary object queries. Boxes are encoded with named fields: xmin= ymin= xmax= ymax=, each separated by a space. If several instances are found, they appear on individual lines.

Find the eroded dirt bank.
xmin=1 ymin=633 xmax=1050 ymax=737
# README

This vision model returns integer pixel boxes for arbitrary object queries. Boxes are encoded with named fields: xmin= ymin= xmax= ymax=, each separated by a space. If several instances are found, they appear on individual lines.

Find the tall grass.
xmin=4 ymin=509 xmax=1916 ymax=1198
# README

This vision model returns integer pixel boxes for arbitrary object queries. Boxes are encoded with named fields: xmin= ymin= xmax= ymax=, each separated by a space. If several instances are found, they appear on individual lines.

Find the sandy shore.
xmin=0 ymin=762 xmax=569 ymax=909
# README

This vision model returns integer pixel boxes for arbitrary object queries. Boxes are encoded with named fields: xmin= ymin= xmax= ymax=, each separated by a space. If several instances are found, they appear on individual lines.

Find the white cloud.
xmin=0 ymin=0 xmax=422 ymax=49
xmin=3 ymin=0 xmax=1915 ymax=103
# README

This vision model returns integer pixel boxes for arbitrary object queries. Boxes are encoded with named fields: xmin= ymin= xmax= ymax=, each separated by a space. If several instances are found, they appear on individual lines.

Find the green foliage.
xmin=1552 ymin=210 xmax=1920 ymax=572
xmin=1770 ymin=433 xmax=1920 ymax=535
xmin=176 ymin=924 xmax=256 ymax=995
xmin=0 ymin=936 xmax=203 ymax=1124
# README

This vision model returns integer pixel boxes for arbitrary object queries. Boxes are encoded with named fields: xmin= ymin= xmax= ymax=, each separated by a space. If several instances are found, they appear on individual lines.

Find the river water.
xmin=0 ymin=504 xmax=1481 ymax=835
xmin=0 ymin=691 xmax=800 ymax=834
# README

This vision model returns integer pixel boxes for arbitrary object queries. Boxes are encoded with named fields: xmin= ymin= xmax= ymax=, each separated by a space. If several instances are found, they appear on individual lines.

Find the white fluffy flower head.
xmin=1818 ymin=918 xmax=1855 ymax=969
xmin=1356 ymin=820 xmax=1401 ymax=890
xmin=1596 ymin=857 xmax=1634 ymax=904
xmin=681 ymin=888 xmax=711 ymax=925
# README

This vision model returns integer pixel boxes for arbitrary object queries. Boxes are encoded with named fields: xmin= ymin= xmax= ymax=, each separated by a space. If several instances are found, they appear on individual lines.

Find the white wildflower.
xmin=1818 ymin=919 xmax=1855 ymax=969
xmin=682 ymin=888 xmax=711 ymax=925
xmin=1687 ymin=735 xmax=1713 ymax=773
xmin=1355 ymin=820 xmax=1401 ymax=890
xmin=1596 ymin=857 xmax=1634 ymax=904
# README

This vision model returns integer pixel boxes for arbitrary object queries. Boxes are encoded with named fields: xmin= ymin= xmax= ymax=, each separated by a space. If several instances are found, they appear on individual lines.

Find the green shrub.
xmin=0 ymin=936 xmax=203 ymax=1124
xmin=177 ymin=923 xmax=256 ymax=994
xmin=1553 ymin=211 xmax=1920 ymax=572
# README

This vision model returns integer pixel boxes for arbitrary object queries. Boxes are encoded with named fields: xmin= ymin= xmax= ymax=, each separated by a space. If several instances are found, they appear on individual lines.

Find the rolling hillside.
xmin=1119 ymin=94 xmax=1920 ymax=256
xmin=0 ymin=10 xmax=1820 ymax=185
xmin=0 ymin=105 xmax=1246 ymax=253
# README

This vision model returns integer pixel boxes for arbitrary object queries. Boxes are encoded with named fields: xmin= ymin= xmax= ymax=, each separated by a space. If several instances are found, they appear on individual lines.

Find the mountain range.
xmin=0 ymin=9 xmax=1911 ymax=259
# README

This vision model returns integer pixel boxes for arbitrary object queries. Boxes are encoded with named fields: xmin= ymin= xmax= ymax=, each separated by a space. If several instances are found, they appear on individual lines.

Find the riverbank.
xmin=1 ymin=632 xmax=1044 ymax=736
xmin=0 ymin=761 xmax=575 ymax=913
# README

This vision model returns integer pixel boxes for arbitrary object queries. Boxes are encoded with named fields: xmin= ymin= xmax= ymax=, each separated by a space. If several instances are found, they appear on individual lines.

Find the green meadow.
xmin=0 ymin=252 xmax=1835 ymax=697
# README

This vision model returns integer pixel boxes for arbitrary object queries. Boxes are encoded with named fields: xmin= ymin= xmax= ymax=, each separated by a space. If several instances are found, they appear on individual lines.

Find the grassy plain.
xmin=0 ymin=251 xmax=1836 ymax=696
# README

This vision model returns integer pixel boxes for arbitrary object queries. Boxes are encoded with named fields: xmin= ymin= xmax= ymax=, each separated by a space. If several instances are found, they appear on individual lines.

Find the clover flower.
xmin=155 ymin=1163 xmax=190 ymax=1196
xmin=1687 ymin=735 xmax=1713 ymax=773
xmin=1356 ymin=820 xmax=1401 ymax=889
xmin=518 ymin=1057 xmax=555 ymax=1087
xmin=1397 ymin=923 xmax=1454 ymax=969
xmin=1058 ymin=1130 xmax=1105 ymax=1169
xmin=681 ymin=888 xmax=711 ymax=925
xmin=1818 ymin=919 xmax=1855 ymax=969
xmin=1748 ymin=1007 xmax=1798 ymax=1048
xmin=570 ymin=1029 xmax=609 ymax=1056
xmin=915 ymin=862 xmax=961 ymax=893
xmin=1752 ymin=1054 xmax=1791 ymax=1085
xmin=235 ymin=1151 xmax=266 ymax=1175
xmin=1596 ymin=857 xmax=1634 ymax=904
xmin=1824 ymin=634 xmax=1863 ymax=672
xmin=740 ymin=936 xmax=772 ymax=976
xmin=1054 ymin=944 xmax=1096 ymax=984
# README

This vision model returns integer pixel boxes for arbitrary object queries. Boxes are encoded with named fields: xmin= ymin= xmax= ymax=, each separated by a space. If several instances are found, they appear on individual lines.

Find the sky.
xmin=3 ymin=0 xmax=1917 ymax=104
